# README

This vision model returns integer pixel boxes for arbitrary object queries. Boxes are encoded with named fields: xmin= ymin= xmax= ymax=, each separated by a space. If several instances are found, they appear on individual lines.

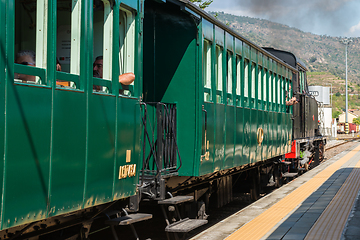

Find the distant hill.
xmin=210 ymin=12 xmax=360 ymax=91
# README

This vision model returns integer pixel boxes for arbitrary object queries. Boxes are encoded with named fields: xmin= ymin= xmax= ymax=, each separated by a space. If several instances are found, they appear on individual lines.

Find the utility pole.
xmin=340 ymin=38 xmax=353 ymax=134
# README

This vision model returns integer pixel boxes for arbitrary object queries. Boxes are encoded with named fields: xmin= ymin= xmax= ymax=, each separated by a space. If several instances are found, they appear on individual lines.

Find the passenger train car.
xmin=0 ymin=0 xmax=324 ymax=239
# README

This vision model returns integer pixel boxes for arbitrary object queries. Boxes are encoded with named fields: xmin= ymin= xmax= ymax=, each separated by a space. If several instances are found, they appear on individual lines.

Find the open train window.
xmin=119 ymin=6 xmax=136 ymax=96
xmin=272 ymin=74 xmax=276 ymax=106
xmin=203 ymin=40 xmax=212 ymax=102
xmin=92 ymin=0 xmax=115 ymax=93
xmin=14 ymin=0 xmax=47 ymax=85
xmin=56 ymin=0 xmax=82 ymax=88
xmin=268 ymin=71 xmax=273 ymax=108
xmin=251 ymin=62 xmax=256 ymax=100
xmin=263 ymin=68 xmax=267 ymax=104
xmin=215 ymin=45 xmax=223 ymax=103
xmin=235 ymin=55 xmax=242 ymax=106
xmin=258 ymin=66 xmax=262 ymax=102
xmin=227 ymin=51 xmax=233 ymax=105
xmin=244 ymin=59 xmax=249 ymax=99
xmin=277 ymin=75 xmax=281 ymax=106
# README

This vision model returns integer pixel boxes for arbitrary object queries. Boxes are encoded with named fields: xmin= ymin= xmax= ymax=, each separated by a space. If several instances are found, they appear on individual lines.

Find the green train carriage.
xmin=139 ymin=0 xmax=296 ymax=206
xmin=0 ymin=0 xmax=147 ymax=238
xmin=0 ymin=0 xmax=309 ymax=238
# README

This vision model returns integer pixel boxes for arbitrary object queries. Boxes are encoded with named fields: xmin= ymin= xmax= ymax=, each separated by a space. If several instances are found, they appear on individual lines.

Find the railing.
xmin=140 ymin=102 xmax=181 ymax=184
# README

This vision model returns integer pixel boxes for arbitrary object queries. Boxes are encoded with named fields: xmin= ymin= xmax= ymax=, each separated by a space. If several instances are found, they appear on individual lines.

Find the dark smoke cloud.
xmin=237 ymin=0 xmax=356 ymax=36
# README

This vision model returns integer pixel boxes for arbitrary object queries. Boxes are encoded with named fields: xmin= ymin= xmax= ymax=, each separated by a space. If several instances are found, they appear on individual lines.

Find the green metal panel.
xmin=121 ymin=0 xmax=138 ymax=10
xmin=0 ymin=1 xmax=6 ymax=229
xmin=256 ymin=110 xmax=264 ymax=162
xmin=276 ymin=112 xmax=281 ymax=155
xmin=249 ymin=109 xmax=257 ymax=163
xmin=235 ymin=38 xmax=242 ymax=55
xmin=202 ymin=19 xmax=213 ymax=42
xmin=235 ymin=106 xmax=244 ymax=166
xmin=242 ymin=108 xmax=250 ymax=165
xmin=243 ymin=43 xmax=250 ymax=59
xmin=226 ymin=32 xmax=233 ymax=52
xmin=85 ymin=94 xmax=116 ymax=206
xmin=200 ymin=102 xmax=215 ymax=175
xmin=214 ymin=104 xmax=225 ymax=171
xmin=270 ymin=112 xmax=276 ymax=157
xmin=262 ymin=111 xmax=269 ymax=160
xmin=3 ymin=86 xmax=51 ymax=228
xmin=50 ymin=90 xmax=86 ymax=217
xmin=258 ymin=52 xmax=263 ymax=66
xmin=214 ymin=26 xmax=224 ymax=47
xmin=224 ymin=105 xmax=235 ymax=169
xmin=113 ymin=97 xmax=141 ymax=199
xmin=251 ymin=48 xmax=257 ymax=63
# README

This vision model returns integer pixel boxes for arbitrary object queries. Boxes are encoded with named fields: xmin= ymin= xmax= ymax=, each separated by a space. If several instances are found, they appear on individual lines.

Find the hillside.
xmin=210 ymin=12 xmax=360 ymax=85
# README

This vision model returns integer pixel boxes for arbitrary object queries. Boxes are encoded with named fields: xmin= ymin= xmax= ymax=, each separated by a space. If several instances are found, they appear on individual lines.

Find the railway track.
xmin=325 ymin=139 xmax=358 ymax=151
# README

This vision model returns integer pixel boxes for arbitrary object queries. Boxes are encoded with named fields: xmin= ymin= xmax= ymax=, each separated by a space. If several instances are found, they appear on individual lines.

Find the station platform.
xmin=192 ymin=141 xmax=360 ymax=240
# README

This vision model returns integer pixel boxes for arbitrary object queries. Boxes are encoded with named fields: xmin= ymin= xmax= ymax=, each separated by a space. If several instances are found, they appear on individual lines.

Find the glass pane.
xmin=236 ymin=56 xmax=241 ymax=96
xmin=227 ymin=51 xmax=232 ymax=94
xmin=203 ymin=40 xmax=211 ymax=102
xmin=14 ymin=1 xmax=38 ymax=83
xmin=216 ymin=45 xmax=222 ymax=91
xmin=244 ymin=59 xmax=249 ymax=98
xmin=251 ymin=62 xmax=256 ymax=99
xmin=268 ymin=72 xmax=272 ymax=103
xmin=258 ymin=66 xmax=262 ymax=101
xmin=263 ymin=69 xmax=267 ymax=101
xmin=272 ymin=74 xmax=276 ymax=103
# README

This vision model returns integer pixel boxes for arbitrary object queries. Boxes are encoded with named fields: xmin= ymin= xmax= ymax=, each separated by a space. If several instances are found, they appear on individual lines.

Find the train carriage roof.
xmin=167 ymin=0 xmax=298 ymax=73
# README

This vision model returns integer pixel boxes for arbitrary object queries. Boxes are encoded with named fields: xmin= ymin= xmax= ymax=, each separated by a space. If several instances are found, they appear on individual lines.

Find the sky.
xmin=206 ymin=0 xmax=360 ymax=37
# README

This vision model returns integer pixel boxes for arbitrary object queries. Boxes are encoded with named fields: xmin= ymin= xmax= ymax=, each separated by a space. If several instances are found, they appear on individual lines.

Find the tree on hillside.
xmin=332 ymin=110 xmax=341 ymax=119
xmin=189 ymin=0 xmax=213 ymax=9
xmin=353 ymin=117 xmax=360 ymax=125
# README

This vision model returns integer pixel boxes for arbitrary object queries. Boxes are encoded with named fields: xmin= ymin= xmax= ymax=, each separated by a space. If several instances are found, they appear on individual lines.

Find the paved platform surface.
xmin=191 ymin=141 xmax=360 ymax=240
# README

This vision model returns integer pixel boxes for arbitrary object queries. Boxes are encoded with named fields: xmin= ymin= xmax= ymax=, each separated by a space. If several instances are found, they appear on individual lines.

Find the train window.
xmin=92 ymin=0 xmax=115 ymax=93
xmin=268 ymin=71 xmax=272 ymax=104
xmin=236 ymin=56 xmax=241 ymax=95
xmin=263 ymin=69 xmax=267 ymax=102
xmin=57 ymin=1 xmax=81 ymax=73
xmin=251 ymin=63 xmax=256 ymax=99
xmin=258 ymin=66 xmax=262 ymax=101
xmin=55 ymin=0 xmax=82 ymax=88
xmin=215 ymin=45 xmax=223 ymax=103
xmin=119 ymin=6 xmax=136 ymax=96
xmin=227 ymin=51 xmax=233 ymax=105
xmin=272 ymin=74 xmax=276 ymax=104
xmin=244 ymin=59 xmax=249 ymax=98
xmin=235 ymin=55 xmax=241 ymax=106
xmin=119 ymin=7 xmax=135 ymax=78
xmin=203 ymin=40 xmax=212 ymax=102
xmin=277 ymin=75 xmax=281 ymax=105
xmin=14 ymin=1 xmax=46 ymax=85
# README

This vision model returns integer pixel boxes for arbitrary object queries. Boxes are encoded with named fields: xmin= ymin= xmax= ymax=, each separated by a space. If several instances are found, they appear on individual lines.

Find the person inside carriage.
xmin=93 ymin=55 xmax=135 ymax=93
xmin=14 ymin=50 xmax=36 ymax=83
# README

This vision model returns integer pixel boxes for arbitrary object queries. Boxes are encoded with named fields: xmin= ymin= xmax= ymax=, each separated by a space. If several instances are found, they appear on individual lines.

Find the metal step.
xmin=105 ymin=213 xmax=152 ymax=226
xmin=158 ymin=196 xmax=194 ymax=205
xmin=165 ymin=218 xmax=208 ymax=233
xmin=282 ymin=172 xmax=298 ymax=178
